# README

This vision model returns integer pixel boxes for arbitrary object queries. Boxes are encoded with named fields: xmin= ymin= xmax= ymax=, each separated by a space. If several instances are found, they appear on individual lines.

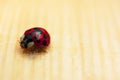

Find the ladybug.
xmin=20 ymin=27 xmax=50 ymax=48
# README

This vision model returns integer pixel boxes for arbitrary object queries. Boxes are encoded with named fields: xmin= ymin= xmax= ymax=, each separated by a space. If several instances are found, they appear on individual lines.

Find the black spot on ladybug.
xmin=34 ymin=36 xmax=37 ymax=39
xmin=37 ymin=40 xmax=41 ymax=43
xmin=42 ymin=40 xmax=47 ymax=46
xmin=31 ymin=31 xmax=35 ymax=35
xmin=44 ymin=34 xmax=47 ymax=39
xmin=34 ymin=28 xmax=42 ymax=34
xmin=27 ymin=29 xmax=31 ymax=32
xmin=34 ymin=28 xmax=38 ymax=30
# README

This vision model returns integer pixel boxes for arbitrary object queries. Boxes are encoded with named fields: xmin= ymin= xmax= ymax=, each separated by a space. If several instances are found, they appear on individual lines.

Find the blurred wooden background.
xmin=0 ymin=0 xmax=120 ymax=80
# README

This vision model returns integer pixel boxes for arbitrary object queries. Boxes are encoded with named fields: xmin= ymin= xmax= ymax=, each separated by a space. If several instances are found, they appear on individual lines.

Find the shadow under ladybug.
xmin=22 ymin=45 xmax=48 ymax=55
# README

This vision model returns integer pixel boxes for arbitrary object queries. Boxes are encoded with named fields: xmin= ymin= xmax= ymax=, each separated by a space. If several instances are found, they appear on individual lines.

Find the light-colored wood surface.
xmin=0 ymin=0 xmax=120 ymax=80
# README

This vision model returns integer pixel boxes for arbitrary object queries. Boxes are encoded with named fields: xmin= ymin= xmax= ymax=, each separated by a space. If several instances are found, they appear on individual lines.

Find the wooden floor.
xmin=0 ymin=0 xmax=120 ymax=80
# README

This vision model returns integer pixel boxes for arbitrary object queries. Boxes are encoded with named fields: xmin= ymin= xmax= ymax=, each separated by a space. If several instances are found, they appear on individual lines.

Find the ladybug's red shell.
xmin=20 ymin=27 xmax=50 ymax=48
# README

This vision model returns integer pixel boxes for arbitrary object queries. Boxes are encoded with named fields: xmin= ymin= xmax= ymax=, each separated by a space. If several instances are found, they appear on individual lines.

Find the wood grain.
xmin=0 ymin=0 xmax=120 ymax=80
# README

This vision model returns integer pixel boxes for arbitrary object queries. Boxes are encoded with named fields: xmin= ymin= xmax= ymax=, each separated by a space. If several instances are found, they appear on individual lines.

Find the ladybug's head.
xmin=20 ymin=34 xmax=34 ymax=48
